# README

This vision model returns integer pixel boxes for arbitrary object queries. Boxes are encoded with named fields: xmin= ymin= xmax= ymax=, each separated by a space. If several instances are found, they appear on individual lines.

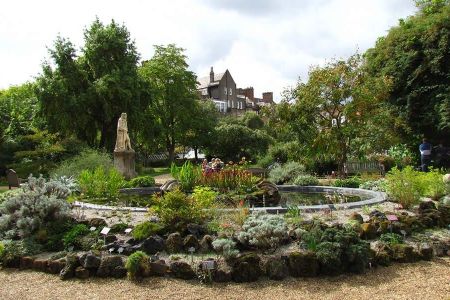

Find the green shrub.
xmin=170 ymin=161 xmax=200 ymax=191
xmin=212 ymin=238 xmax=239 ymax=260
xmin=385 ymin=166 xmax=425 ymax=208
xmin=123 ymin=176 xmax=155 ymax=188
xmin=191 ymin=186 xmax=218 ymax=208
xmin=237 ymin=211 xmax=288 ymax=250
xmin=125 ymin=251 xmax=150 ymax=280
xmin=51 ymin=149 xmax=113 ymax=178
xmin=421 ymin=168 xmax=446 ymax=200
xmin=0 ymin=242 xmax=4 ymax=259
xmin=387 ymin=144 xmax=415 ymax=168
xmin=292 ymin=174 xmax=319 ymax=186
xmin=0 ymin=176 xmax=71 ymax=239
xmin=0 ymin=239 xmax=43 ymax=266
xmin=359 ymin=178 xmax=387 ymax=192
xmin=268 ymin=161 xmax=306 ymax=184
xmin=0 ymin=189 xmax=21 ymax=205
xmin=379 ymin=233 xmax=404 ymax=246
xmin=151 ymin=189 xmax=207 ymax=232
xmin=78 ymin=166 xmax=125 ymax=200
xmin=62 ymin=224 xmax=90 ymax=249
xmin=132 ymin=221 xmax=163 ymax=240
xmin=333 ymin=177 xmax=362 ymax=188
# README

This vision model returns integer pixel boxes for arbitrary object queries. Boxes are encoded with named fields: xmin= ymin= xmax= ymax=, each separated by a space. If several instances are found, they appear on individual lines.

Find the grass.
xmin=139 ymin=167 xmax=171 ymax=177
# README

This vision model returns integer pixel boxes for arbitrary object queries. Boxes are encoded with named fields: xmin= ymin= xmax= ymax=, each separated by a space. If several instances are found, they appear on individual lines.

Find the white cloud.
xmin=0 ymin=0 xmax=417 ymax=101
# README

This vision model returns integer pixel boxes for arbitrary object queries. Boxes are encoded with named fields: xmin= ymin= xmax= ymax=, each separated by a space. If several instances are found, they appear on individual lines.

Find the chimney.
xmin=210 ymin=66 xmax=214 ymax=83
xmin=263 ymin=92 xmax=273 ymax=103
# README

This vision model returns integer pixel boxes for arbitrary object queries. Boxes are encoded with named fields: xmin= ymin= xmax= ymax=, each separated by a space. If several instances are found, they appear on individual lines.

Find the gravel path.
xmin=1 ymin=258 xmax=449 ymax=300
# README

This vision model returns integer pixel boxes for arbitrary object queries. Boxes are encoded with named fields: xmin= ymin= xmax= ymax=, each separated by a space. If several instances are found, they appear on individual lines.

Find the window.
xmin=228 ymin=100 xmax=231 ymax=107
xmin=224 ymin=87 xmax=227 ymax=95
xmin=229 ymin=88 xmax=232 ymax=95
xmin=232 ymin=101 xmax=234 ymax=108
xmin=332 ymin=118 xmax=337 ymax=127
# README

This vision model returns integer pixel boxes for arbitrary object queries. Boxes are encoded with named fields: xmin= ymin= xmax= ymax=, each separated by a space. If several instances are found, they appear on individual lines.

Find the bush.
xmin=78 ymin=167 xmax=125 ymax=200
xmin=237 ymin=211 xmax=288 ymax=250
xmin=170 ymin=161 xmax=200 ymax=192
xmin=212 ymin=238 xmax=239 ymax=260
xmin=421 ymin=168 xmax=446 ymax=200
xmin=62 ymin=224 xmax=90 ymax=249
xmin=333 ymin=177 xmax=362 ymax=188
xmin=191 ymin=186 xmax=218 ymax=209
xmin=379 ymin=233 xmax=404 ymax=246
xmin=292 ymin=175 xmax=319 ymax=186
xmin=0 ymin=176 xmax=71 ymax=239
xmin=151 ymin=189 xmax=212 ymax=232
xmin=125 ymin=251 xmax=150 ymax=280
xmin=0 ymin=239 xmax=43 ymax=266
xmin=123 ymin=176 xmax=155 ymax=188
xmin=268 ymin=161 xmax=306 ymax=184
xmin=385 ymin=166 xmax=425 ymax=208
xmin=132 ymin=221 xmax=163 ymax=240
xmin=0 ymin=242 xmax=4 ymax=259
xmin=0 ymin=189 xmax=21 ymax=205
xmin=359 ymin=178 xmax=387 ymax=192
xmin=51 ymin=149 xmax=114 ymax=178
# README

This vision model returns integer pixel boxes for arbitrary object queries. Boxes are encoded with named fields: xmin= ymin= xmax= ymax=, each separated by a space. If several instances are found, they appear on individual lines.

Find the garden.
xmin=0 ymin=0 xmax=449 ymax=289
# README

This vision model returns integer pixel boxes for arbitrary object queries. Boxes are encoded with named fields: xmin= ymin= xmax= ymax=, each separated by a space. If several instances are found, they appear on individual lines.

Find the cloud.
xmin=0 ymin=0 xmax=417 ymax=101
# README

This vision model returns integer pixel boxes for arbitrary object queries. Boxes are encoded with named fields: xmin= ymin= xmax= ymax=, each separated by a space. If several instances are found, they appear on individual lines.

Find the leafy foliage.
xmin=237 ymin=211 xmax=288 ymax=250
xmin=365 ymin=3 xmax=450 ymax=144
xmin=292 ymin=174 xmax=319 ymax=186
xmin=170 ymin=161 xmax=200 ymax=191
xmin=385 ymin=166 xmax=426 ymax=208
xmin=35 ymin=18 xmax=148 ymax=149
xmin=51 ymin=149 xmax=114 ymax=178
xmin=132 ymin=221 xmax=163 ymax=240
xmin=123 ymin=176 xmax=156 ymax=188
xmin=212 ymin=238 xmax=239 ymax=260
xmin=379 ymin=233 xmax=404 ymax=246
xmin=268 ymin=161 xmax=305 ymax=184
xmin=78 ymin=166 xmax=125 ymax=200
xmin=62 ymin=224 xmax=90 ymax=249
xmin=0 ymin=176 xmax=71 ymax=239
xmin=333 ymin=177 xmax=362 ymax=188
xmin=126 ymin=251 xmax=150 ymax=280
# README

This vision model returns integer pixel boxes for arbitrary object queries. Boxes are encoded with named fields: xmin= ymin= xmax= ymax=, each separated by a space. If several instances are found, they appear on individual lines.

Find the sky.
xmin=0 ymin=0 xmax=417 ymax=101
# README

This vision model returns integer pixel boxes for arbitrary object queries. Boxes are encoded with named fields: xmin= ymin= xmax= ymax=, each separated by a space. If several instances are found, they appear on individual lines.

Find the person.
xmin=419 ymin=138 xmax=432 ymax=172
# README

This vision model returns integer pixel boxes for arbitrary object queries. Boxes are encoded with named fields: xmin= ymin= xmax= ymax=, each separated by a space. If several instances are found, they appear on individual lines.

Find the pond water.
xmin=279 ymin=191 xmax=365 ymax=207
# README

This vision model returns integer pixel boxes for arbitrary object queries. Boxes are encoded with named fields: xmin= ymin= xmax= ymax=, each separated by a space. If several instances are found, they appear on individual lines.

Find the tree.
xmin=180 ymin=100 xmax=219 ymax=161
xmin=285 ymin=54 xmax=391 ymax=173
xmin=207 ymin=123 xmax=273 ymax=162
xmin=365 ymin=3 xmax=450 ymax=145
xmin=35 ymin=18 xmax=148 ymax=150
xmin=139 ymin=44 xmax=199 ymax=162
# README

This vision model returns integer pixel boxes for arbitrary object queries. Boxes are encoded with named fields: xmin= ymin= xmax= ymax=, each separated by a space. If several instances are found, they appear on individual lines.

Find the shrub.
xmin=132 ymin=221 xmax=163 ymax=240
xmin=123 ymin=176 xmax=155 ymax=188
xmin=268 ymin=161 xmax=306 ymax=184
xmin=125 ymin=251 xmax=150 ymax=280
xmin=171 ymin=161 xmax=200 ymax=191
xmin=0 ymin=176 xmax=71 ymax=239
xmin=0 ymin=189 xmax=21 ymax=205
xmin=333 ymin=177 xmax=362 ymax=188
xmin=198 ymin=166 xmax=257 ymax=192
xmin=110 ymin=223 xmax=130 ymax=234
xmin=292 ymin=174 xmax=319 ymax=186
xmin=385 ymin=166 xmax=425 ymax=208
xmin=212 ymin=238 xmax=239 ymax=260
xmin=62 ymin=224 xmax=90 ymax=249
xmin=387 ymin=144 xmax=415 ymax=168
xmin=237 ymin=211 xmax=288 ymax=250
xmin=0 ymin=242 xmax=4 ymax=259
xmin=421 ymin=168 xmax=446 ymax=200
xmin=0 ymin=239 xmax=43 ymax=266
xmin=379 ymin=233 xmax=404 ymax=246
xmin=151 ymin=189 xmax=209 ymax=232
xmin=359 ymin=178 xmax=387 ymax=192
xmin=191 ymin=186 xmax=218 ymax=209
xmin=51 ymin=149 xmax=114 ymax=178
xmin=78 ymin=167 xmax=125 ymax=200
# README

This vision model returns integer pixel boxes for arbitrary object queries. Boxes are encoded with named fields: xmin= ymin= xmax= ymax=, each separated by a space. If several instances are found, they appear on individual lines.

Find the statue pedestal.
xmin=114 ymin=150 xmax=137 ymax=180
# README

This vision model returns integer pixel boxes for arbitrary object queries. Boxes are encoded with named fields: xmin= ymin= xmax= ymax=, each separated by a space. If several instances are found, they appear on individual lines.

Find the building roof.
xmin=197 ymin=72 xmax=225 ymax=89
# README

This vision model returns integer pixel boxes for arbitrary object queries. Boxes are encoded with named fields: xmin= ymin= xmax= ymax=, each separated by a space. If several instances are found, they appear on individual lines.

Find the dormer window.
xmin=229 ymin=88 xmax=232 ymax=95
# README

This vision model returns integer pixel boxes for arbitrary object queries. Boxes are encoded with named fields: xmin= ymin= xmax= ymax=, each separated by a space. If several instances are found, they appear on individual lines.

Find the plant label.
xmin=400 ymin=230 xmax=407 ymax=236
xmin=386 ymin=215 xmax=398 ymax=222
xmin=124 ymin=228 xmax=132 ymax=234
xmin=188 ymin=247 xmax=195 ymax=253
xmin=90 ymin=226 xmax=96 ymax=231
xmin=202 ymin=260 xmax=215 ymax=270
xmin=101 ymin=227 xmax=111 ymax=235
xmin=109 ymin=248 xmax=114 ymax=253
xmin=118 ymin=247 xmax=124 ymax=254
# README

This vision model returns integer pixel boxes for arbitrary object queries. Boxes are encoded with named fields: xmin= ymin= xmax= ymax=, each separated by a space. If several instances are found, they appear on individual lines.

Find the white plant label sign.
xmin=202 ymin=261 xmax=215 ymax=270
xmin=90 ymin=227 xmax=96 ymax=231
xmin=124 ymin=228 xmax=132 ymax=234
xmin=101 ymin=227 xmax=111 ymax=235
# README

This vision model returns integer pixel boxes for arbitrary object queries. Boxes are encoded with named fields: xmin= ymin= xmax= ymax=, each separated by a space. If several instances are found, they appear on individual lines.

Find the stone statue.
xmin=114 ymin=113 xmax=136 ymax=179
xmin=115 ymin=113 xmax=133 ymax=151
